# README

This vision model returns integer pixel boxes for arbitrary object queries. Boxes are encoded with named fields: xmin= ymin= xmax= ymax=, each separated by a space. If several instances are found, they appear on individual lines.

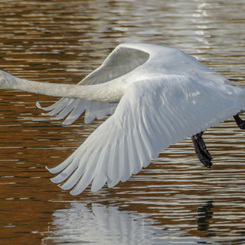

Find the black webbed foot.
xmin=192 ymin=131 xmax=213 ymax=168
xmin=234 ymin=114 xmax=245 ymax=129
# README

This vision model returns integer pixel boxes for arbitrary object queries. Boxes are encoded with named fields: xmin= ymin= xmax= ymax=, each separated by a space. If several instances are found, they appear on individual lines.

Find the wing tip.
xmin=36 ymin=101 xmax=42 ymax=109
xmin=46 ymin=165 xmax=58 ymax=174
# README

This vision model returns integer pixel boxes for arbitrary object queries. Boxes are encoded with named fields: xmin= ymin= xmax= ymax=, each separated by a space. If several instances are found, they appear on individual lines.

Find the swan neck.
xmin=0 ymin=70 xmax=123 ymax=103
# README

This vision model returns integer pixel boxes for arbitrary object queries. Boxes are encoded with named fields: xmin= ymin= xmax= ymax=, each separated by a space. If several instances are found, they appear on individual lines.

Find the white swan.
xmin=1 ymin=43 xmax=245 ymax=195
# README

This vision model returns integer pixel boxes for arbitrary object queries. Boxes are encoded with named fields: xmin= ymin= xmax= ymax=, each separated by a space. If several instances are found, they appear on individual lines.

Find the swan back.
xmin=36 ymin=43 xmax=237 ymax=124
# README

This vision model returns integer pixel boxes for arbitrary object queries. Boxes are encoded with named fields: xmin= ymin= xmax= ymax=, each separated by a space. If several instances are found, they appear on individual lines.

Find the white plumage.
xmin=1 ymin=43 xmax=244 ymax=195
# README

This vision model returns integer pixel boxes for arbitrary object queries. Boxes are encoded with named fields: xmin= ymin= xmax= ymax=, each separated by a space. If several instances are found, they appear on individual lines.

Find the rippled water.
xmin=0 ymin=0 xmax=245 ymax=244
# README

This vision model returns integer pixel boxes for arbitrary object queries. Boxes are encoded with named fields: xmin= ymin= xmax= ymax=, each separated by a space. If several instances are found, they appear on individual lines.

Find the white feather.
xmin=47 ymin=74 xmax=244 ymax=195
xmin=1 ymin=43 xmax=245 ymax=196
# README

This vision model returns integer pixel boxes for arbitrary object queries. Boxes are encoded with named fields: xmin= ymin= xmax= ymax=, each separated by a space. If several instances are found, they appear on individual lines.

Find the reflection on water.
xmin=42 ymin=199 xmax=243 ymax=245
xmin=0 ymin=0 xmax=245 ymax=244
xmin=44 ymin=202 xmax=168 ymax=245
xmin=196 ymin=199 xmax=213 ymax=232
xmin=44 ymin=200 xmax=216 ymax=245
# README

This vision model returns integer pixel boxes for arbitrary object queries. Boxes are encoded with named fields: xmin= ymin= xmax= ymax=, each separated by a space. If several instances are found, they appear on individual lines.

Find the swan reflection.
xmin=42 ymin=200 xmax=218 ymax=245
xmin=43 ymin=202 xmax=186 ymax=245
xmin=196 ymin=199 xmax=213 ymax=232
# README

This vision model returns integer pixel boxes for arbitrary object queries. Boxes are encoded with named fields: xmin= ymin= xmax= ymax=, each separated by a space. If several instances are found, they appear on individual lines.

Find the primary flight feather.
xmin=1 ymin=43 xmax=245 ymax=195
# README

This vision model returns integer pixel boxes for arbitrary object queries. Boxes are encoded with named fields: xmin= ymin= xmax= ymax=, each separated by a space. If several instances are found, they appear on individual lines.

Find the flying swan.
xmin=0 ymin=43 xmax=245 ymax=195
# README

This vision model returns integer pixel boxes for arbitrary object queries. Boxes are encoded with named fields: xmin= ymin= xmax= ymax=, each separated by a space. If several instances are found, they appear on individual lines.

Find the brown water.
xmin=0 ymin=0 xmax=245 ymax=244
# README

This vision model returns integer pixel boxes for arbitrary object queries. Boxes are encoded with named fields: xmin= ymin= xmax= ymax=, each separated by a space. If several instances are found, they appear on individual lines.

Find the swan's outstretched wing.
xmin=47 ymin=75 xmax=243 ymax=195
xmin=37 ymin=99 xmax=118 ymax=124
xmin=38 ymin=44 xmax=150 ymax=124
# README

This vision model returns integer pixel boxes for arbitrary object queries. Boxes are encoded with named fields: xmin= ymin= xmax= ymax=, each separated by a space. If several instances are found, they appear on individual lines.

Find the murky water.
xmin=0 ymin=0 xmax=245 ymax=244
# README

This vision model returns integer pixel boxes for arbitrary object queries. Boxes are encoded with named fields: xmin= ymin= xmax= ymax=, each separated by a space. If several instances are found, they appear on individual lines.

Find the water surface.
xmin=0 ymin=0 xmax=245 ymax=244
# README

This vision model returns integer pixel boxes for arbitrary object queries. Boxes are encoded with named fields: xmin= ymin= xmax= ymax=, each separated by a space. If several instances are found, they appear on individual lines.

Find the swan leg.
xmin=191 ymin=131 xmax=213 ymax=168
xmin=234 ymin=114 xmax=245 ymax=129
